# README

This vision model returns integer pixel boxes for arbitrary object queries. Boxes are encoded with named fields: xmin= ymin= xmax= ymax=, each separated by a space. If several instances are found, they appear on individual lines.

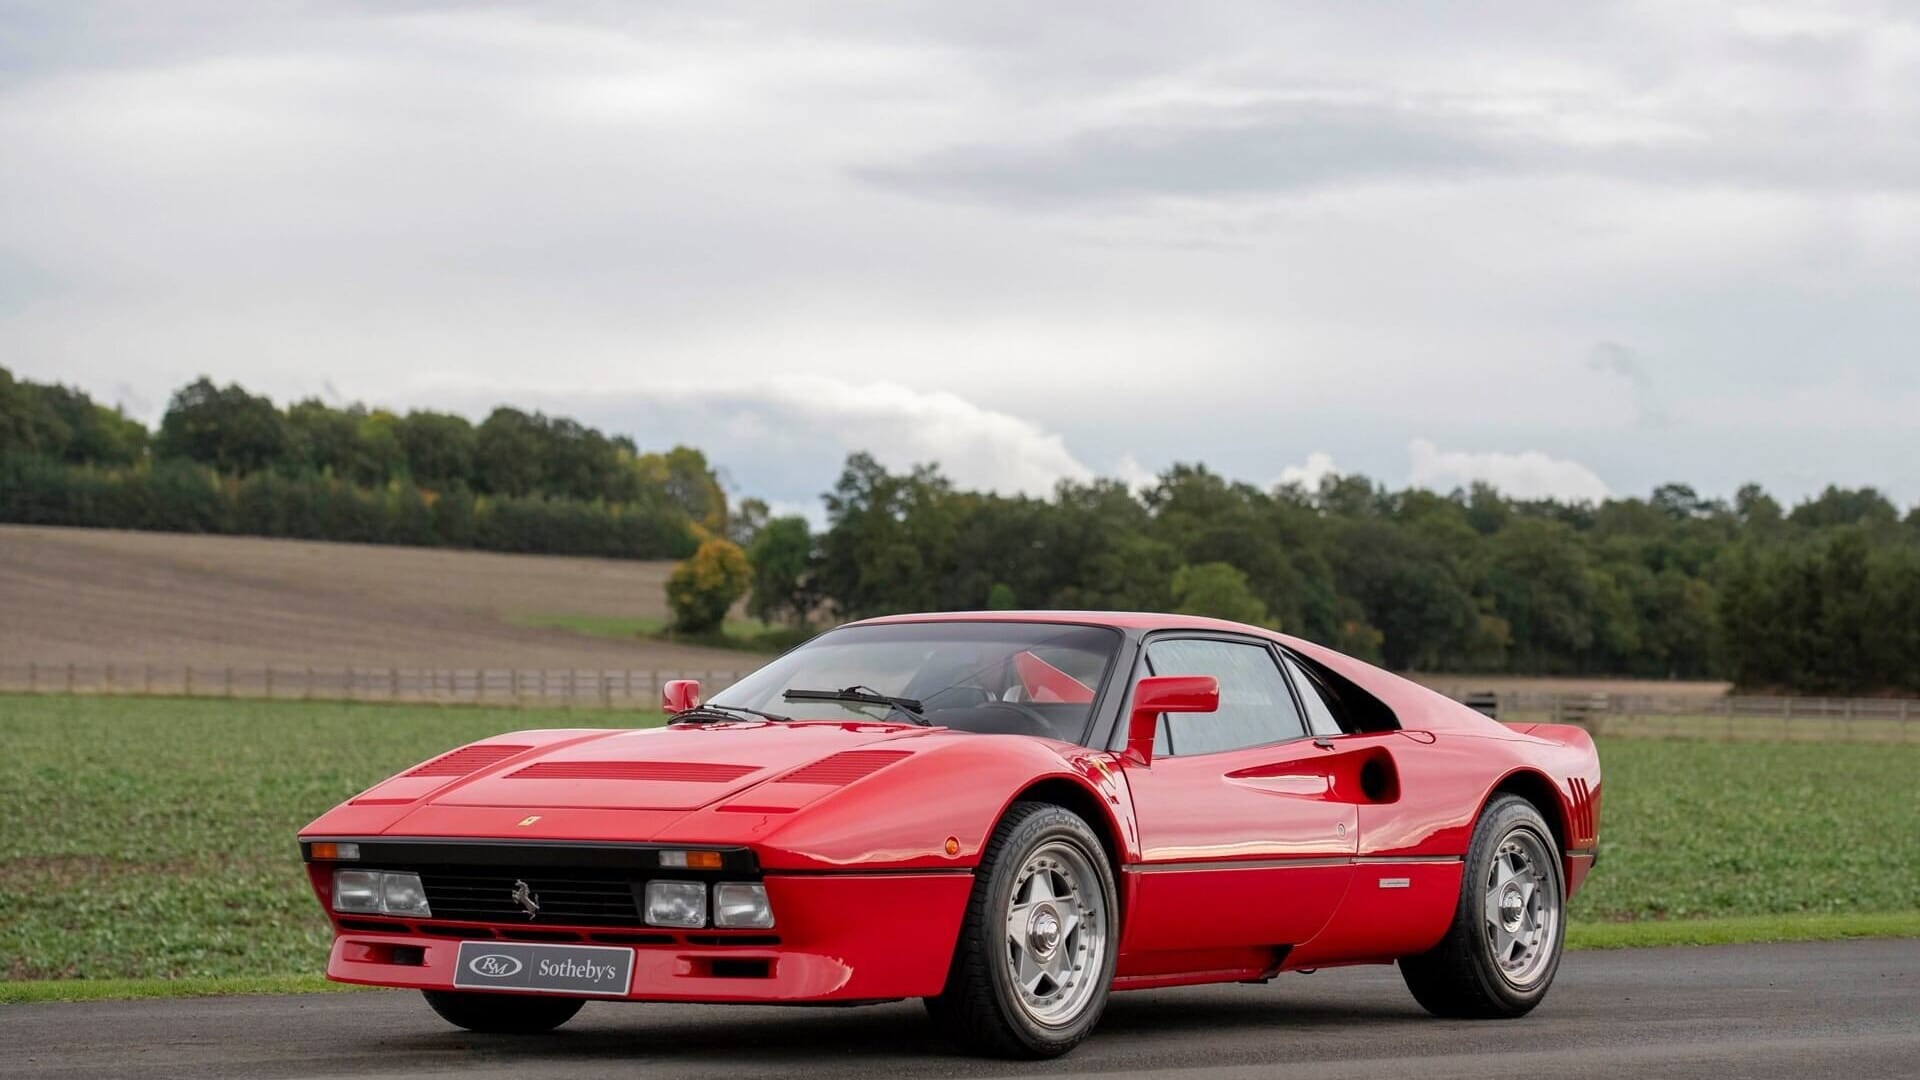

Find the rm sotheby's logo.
xmin=467 ymin=954 xmax=523 ymax=978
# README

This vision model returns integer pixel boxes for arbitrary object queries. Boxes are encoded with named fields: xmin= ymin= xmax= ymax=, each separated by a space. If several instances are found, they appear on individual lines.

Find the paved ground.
xmin=4 ymin=940 xmax=1916 ymax=1079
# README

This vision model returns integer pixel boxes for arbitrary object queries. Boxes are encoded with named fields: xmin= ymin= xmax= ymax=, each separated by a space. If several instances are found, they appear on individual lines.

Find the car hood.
xmin=358 ymin=721 xmax=933 ymax=813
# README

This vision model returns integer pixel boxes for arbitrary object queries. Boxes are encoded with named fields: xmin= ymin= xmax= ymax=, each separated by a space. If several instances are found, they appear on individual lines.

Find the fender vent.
xmin=1569 ymin=778 xmax=1597 ymax=847
xmin=777 ymin=749 xmax=912 ymax=786
xmin=404 ymin=745 xmax=532 ymax=778
xmin=507 ymin=761 xmax=759 ymax=782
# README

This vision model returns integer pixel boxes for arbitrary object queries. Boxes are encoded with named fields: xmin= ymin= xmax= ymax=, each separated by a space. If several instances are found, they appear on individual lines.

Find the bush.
xmin=668 ymin=538 xmax=752 ymax=634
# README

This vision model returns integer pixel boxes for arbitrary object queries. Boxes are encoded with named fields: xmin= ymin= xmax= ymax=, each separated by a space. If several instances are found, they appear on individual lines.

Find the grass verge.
xmin=0 ymin=973 xmax=353 ymax=1004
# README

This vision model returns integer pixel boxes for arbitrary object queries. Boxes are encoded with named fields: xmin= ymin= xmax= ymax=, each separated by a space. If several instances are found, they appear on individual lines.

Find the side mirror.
xmin=662 ymin=679 xmax=702 ymax=713
xmin=1125 ymin=675 xmax=1219 ymax=765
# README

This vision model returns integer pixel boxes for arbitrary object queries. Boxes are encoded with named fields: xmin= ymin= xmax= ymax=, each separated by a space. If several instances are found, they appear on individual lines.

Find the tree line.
xmin=739 ymin=453 xmax=1920 ymax=694
xmin=0 ymin=367 xmax=728 ymax=560
xmin=7 ymin=366 xmax=1917 ymax=693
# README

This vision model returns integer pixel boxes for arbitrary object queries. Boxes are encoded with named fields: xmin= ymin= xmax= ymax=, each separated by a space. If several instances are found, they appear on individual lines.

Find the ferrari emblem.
xmin=517 ymin=815 xmax=541 ymax=827
xmin=510 ymin=879 xmax=540 ymax=919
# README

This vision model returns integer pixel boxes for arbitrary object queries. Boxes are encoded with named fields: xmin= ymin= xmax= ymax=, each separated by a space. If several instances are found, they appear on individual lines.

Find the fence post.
xmin=266 ymin=667 xmax=274 ymax=698
xmin=601 ymin=672 xmax=612 ymax=709
xmin=144 ymin=664 xmax=153 ymax=695
xmin=390 ymin=667 xmax=399 ymax=701
xmin=28 ymin=662 xmax=36 ymax=693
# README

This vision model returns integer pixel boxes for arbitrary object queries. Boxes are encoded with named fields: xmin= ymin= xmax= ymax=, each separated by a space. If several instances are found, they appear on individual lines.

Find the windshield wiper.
xmin=782 ymin=685 xmax=929 ymax=726
xmin=669 ymin=703 xmax=791 ymax=725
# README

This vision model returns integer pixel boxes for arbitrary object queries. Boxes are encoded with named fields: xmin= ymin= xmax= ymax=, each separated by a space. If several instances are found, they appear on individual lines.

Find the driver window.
xmin=1146 ymin=639 xmax=1306 ymax=755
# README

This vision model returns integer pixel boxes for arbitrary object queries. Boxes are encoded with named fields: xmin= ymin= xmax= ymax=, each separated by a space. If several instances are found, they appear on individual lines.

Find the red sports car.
xmin=300 ymin=612 xmax=1601 ymax=1058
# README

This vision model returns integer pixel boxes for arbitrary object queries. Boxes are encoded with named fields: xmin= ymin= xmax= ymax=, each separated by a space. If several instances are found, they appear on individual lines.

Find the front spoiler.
xmin=324 ymin=871 xmax=973 ymax=1003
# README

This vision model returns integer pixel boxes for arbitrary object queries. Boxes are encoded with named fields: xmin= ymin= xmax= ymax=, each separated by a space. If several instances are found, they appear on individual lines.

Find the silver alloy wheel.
xmin=1003 ymin=839 xmax=1107 ymax=1028
xmin=1484 ymin=825 xmax=1559 ymax=988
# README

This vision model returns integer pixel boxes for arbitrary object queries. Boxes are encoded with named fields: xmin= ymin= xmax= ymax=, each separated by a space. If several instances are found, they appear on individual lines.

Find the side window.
xmin=1282 ymin=653 xmax=1346 ymax=737
xmin=1145 ymin=639 xmax=1306 ymax=755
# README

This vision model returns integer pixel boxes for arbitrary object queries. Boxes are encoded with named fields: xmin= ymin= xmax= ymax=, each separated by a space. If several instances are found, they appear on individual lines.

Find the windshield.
xmin=708 ymin=621 xmax=1123 ymax=744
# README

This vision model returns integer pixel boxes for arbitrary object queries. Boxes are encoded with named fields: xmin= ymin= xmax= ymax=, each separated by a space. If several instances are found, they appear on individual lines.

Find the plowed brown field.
xmin=0 ymin=525 xmax=744 ymax=670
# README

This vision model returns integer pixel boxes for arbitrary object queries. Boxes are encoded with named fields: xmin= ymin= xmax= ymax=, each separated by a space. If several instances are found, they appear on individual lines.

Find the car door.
xmin=1119 ymin=635 xmax=1359 ymax=955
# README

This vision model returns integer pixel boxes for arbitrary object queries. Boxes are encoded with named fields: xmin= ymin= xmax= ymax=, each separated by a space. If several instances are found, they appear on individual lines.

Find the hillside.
xmin=0 ymin=525 xmax=748 ymax=670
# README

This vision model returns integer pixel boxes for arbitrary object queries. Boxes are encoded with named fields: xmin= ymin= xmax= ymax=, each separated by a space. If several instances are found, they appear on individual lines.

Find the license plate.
xmin=452 ymin=940 xmax=634 ymax=996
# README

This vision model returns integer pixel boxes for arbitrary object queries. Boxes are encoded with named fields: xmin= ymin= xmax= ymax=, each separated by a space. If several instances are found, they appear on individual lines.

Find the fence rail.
xmin=0 ymin=663 xmax=749 ymax=707
xmin=3 ymin=664 xmax=1916 ymax=742
xmin=1432 ymin=687 xmax=1920 ymax=744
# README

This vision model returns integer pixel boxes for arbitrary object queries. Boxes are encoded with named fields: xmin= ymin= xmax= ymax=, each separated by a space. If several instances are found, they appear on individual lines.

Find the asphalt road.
xmin=5 ymin=940 xmax=1916 ymax=1080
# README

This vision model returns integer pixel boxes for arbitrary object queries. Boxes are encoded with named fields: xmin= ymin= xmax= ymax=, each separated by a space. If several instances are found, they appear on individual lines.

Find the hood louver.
xmin=506 ymin=761 xmax=759 ymax=782
xmin=403 ymin=744 xmax=532 ymax=778
xmin=777 ymin=749 xmax=912 ymax=786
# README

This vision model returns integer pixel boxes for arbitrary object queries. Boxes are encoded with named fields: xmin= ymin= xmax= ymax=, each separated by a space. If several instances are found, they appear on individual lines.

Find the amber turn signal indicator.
xmin=944 ymin=836 xmax=960 ymax=856
xmin=660 ymin=849 xmax=724 ymax=870
xmin=309 ymin=842 xmax=359 ymax=861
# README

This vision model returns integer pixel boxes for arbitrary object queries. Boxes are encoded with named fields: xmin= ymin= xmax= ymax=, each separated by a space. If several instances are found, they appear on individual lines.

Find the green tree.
xmin=668 ymin=537 xmax=753 ymax=634
xmin=746 ymin=516 xmax=815 ymax=627
xmin=1170 ymin=562 xmax=1269 ymax=626
xmin=155 ymin=377 xmax=288 ymax=474
xmin=395 ymin=410 xmax=476 ymax=490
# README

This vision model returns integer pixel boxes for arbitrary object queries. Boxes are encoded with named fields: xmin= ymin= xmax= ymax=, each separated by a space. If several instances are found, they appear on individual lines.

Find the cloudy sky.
xmin=4 ymin=1 xmax=1917 ymax=514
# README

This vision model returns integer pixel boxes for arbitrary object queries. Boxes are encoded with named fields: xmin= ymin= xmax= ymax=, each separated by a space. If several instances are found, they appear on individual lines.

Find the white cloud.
xmin=1406 ymin=439 xmax=1611 ymax=502
xmin=1277 ymin=451 xmax=1341 ymax=490
xmin=432 ymin=376 xmax=1097 ymax=504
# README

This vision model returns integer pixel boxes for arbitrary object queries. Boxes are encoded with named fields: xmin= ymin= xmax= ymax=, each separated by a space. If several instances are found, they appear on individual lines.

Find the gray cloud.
xmin=860 ymin=102 xmax=1510 ymax=204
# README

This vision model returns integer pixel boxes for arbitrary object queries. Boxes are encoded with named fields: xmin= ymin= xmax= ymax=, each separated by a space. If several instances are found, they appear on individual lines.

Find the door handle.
xmin=1312 ymin=737 xmax=1336 ymax=750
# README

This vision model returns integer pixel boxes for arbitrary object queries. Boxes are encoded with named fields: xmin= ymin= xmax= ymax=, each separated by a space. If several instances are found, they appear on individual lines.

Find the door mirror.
xmin=662 ymin=679 xmax=702 ymax=713
xmin=1125 ymin=675 xmax=1219 ymax=765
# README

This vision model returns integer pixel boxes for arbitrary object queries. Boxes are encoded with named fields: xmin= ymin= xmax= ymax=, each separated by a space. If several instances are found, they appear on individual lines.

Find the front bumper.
xmin=322 ymin=871 xmax=973 ymax=1003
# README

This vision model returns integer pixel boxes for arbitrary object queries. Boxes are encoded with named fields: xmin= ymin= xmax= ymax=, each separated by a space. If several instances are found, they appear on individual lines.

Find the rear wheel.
xmin=1400 ymin=794 xmax=1564 ymax=1018
xmin=925 ymin=802 xmax=1117 ymax=1058
xmin=421 ymin=990 xmax=584 ymax=1033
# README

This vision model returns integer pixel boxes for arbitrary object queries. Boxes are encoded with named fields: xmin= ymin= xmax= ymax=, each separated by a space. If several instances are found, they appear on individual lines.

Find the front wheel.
xmin=925 ymin=802 xmax=1117 ymax=1058
xmin=1400 ymin=794 xmax=1565 ymax=1018
xmin=421 ymin=990 xmax=584 ymax=1033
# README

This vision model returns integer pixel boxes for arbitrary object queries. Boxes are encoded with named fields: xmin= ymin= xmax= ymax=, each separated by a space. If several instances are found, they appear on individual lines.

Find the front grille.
xmin=418 ymin=869 xmax=647 ymax=926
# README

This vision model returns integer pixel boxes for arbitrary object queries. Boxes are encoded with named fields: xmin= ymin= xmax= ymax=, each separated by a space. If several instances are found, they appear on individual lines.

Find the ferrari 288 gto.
xmin=299 ymin=611 xmax=1601 ymax=1057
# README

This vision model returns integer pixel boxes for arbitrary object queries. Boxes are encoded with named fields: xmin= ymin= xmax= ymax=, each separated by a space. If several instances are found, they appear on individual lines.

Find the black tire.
xmin=924 ymin=802 xmax=1118 ymax=1058
xmin=1400 ymin=794 xmax=1565 ymax=1019
xmin=421 ymin=990 xmax=584 ymax=1034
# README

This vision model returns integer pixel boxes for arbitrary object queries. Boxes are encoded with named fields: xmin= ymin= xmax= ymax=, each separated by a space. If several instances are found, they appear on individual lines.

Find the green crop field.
xmin=2 ymin=693 xmax=1917 ymax=1002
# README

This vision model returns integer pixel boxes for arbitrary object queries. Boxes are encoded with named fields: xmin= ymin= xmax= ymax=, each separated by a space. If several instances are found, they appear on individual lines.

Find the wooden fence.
xmin=0 ymin=663 xmax=749 ymax=707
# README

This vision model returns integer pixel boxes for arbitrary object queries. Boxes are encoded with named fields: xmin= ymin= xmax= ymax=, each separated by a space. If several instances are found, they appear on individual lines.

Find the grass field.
xmin=2 ymin=694 xmax=1916 ymax=999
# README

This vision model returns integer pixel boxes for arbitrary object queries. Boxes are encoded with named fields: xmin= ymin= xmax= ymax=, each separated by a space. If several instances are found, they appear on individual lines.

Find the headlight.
xmin=713 ymin=883 xmax=774 ymax=929
xmin=332 ymin=869 xmax=382 ymax=913
xmin=645 ymin=881 xmax=707 ymax=927
xmin=332 ymin=870 xmax=432 ymax=917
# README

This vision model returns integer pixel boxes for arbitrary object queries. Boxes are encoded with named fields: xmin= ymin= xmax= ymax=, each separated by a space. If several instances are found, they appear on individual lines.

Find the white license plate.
xmin=452 ymin=940 xmax=634 ymax=996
